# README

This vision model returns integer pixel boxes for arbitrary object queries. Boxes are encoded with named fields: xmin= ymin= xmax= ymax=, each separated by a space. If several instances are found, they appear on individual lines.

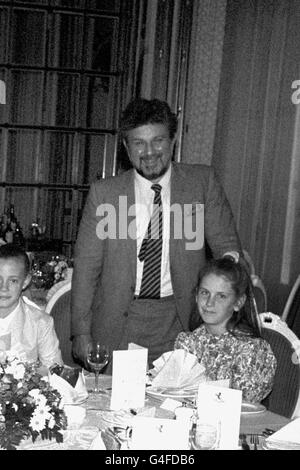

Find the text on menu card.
xmin=110 ymin=348 xmax=148 ymax=410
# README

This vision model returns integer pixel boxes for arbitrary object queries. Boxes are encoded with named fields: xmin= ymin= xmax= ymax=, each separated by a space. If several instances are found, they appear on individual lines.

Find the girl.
xmin=175 ymin=258 xmax=276 ymax=403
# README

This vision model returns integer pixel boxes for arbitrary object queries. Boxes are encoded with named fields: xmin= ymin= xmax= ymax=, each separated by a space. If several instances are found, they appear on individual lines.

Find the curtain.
xmin=181 ymin=0 xmax=227 ymax=164
xmin=213 ymin=0 xmax=300 ymax=313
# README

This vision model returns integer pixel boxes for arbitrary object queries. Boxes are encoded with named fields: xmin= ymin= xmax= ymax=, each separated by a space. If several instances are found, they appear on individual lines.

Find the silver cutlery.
xmin=262 ymin=428 xmax=275 ymax=437
xmin=240 ymin=434 xmax=250 ymax=450
xmin=250 ymin=434 xmax=259 ymax=450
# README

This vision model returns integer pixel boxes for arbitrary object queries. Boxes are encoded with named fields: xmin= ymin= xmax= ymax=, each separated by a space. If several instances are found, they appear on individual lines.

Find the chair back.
xmin=259 ymin=312 xmax=300 ymax=418
xmin=281 ymin=274 xmax=300 ymax=338
xmin=251 ymin=275 xmax=268 ymax=313
xmin=243 ymin=250 xmax=267 ymax=312
xmin=45 ymin=281 xmax=76 ymax=367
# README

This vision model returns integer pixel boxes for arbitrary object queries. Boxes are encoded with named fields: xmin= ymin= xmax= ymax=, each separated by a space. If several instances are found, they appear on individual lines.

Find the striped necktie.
xmin=138 ymin=183 xmax=163 ymax=298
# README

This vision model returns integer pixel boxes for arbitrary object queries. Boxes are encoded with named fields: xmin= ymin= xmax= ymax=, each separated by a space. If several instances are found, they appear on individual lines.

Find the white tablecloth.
xmin=18 ymin=375 xmax=290 ymax=450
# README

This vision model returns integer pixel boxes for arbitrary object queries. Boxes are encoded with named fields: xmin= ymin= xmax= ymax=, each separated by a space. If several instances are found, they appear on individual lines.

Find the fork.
xmin=250 ymin=434 xmax=259 ymax=450
xmin=240 ymin=434 xmax=250 ymax=450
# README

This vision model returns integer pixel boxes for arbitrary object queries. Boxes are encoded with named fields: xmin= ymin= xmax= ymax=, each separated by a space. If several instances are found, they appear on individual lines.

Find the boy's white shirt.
xmin=0 ymin=296 xmax=63 ymax=367
xmin=0 ymin=301 xmax=20 ymax=334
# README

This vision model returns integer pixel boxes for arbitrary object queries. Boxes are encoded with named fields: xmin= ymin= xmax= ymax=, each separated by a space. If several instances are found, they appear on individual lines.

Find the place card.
xmin=110 ymin=348 xmax=148 ymax=410
xmin=160 ymin=398 xmax=182 ymax=412
xmin=196 ymin=383 xmax=242 ymax=450
xmin=128 ymin=342 xmax=146 ymax=350
xmin=130 ymin=416 xmax=190 ymax=450
xmin=205 ymin=379 xmax=230 ymax=388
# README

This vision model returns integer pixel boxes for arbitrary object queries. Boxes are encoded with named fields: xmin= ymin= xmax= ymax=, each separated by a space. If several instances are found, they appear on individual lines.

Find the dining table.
xmin=17 ymin=374 xmax=291 ymax=451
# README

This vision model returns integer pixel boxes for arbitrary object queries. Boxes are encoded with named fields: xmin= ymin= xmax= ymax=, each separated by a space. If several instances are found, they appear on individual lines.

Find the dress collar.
xmin=203 ymin=324 xmax=230 ymax=339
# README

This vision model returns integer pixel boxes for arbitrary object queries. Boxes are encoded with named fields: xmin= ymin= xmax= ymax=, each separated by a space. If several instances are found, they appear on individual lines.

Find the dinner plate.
xmin=241 ymin=402 xmax=266 ymax=414
xmin=261 ymin=439 xmax=300 ymax=451
xmin=146 ymin=387 xmax=197 ymax=400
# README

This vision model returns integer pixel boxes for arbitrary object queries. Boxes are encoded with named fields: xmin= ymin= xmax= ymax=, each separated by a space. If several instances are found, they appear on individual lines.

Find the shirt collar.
xmin=0 ymin=299 xmax=20 ymax=323
xmin=134 ymin=163 xmax=172 ymax=195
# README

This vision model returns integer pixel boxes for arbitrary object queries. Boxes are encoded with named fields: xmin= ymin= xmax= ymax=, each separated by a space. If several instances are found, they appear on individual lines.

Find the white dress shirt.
xmin=0 ymin=296 xmax=63 ymax=367
xmin=0 ymin=303 xmax=18 ymax=350
xmin=134 ymin=165 xmax=173 ymax=297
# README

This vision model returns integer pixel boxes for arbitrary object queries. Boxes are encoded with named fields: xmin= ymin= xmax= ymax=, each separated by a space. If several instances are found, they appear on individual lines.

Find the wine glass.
xmin=190 ymin=419 xmax=220 ymax=450
xmin=86 ymin=341 xmax=110 ymax=394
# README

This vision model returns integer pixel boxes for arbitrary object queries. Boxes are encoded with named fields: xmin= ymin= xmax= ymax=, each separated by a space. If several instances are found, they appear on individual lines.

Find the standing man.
xmin=71 ymin=98 xmax=242 ymax=369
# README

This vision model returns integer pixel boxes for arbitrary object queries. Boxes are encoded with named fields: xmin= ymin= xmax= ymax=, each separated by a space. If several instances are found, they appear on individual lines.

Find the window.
xmin=0 ymin=0 xmax=194 ymax=256
xmin=0 ymin=0 xmax=133 ymax=256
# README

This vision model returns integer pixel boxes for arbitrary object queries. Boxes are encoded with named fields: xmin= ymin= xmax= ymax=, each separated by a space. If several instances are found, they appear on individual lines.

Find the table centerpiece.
xmin=0 ymin=354 xmax=67 ymax=450
xmin=31 ymin=254 xmax=71 ymax=290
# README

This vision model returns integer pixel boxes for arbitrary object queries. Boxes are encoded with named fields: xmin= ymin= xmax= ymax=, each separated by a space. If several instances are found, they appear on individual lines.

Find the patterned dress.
xmin=174 ymin=325 xmax=277 ymax=403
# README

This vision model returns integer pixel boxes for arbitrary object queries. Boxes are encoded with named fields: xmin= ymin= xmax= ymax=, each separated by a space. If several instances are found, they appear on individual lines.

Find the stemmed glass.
xmin=86 ymin=341 xmax=110 ymax=394
xmin=190 ymin=419 xmax=220 ymax=450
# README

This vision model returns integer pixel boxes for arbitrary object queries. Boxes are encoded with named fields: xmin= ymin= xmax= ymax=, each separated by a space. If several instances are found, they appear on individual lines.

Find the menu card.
xmin=196 ymin=383 xmax=242 ymax=449
xmin=110 ymin=348 xmax=148 ymax=410
xmin=130 ymin=416 xmax=190 ymax=450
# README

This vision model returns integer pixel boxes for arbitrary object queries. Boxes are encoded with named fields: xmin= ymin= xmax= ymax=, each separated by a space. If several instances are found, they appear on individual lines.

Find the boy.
xmin=0 ymin=244 xmax=63 ymax=367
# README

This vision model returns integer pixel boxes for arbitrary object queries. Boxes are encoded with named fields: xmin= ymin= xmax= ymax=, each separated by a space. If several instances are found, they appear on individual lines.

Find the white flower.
xmin=12 ymin=403 xmax=18 ymax=412
xmin=48 ymin=415 xmax=55 ymax=429
xmin=30 ymin=412 xmax=47 ymax=432
xmin=29 ymin=389 xmax=47 ymax=407
xmin=36 ymin=394 xmax=47 ymax=407
xmin=29 ymin=389 xmax=40 ymax=400
xmin=35 ymin=404 xmax=51 ymax=419
xmin=30 ymin=405 xmax=52 ymax=432
xmin=5 ymin=362 xmax=26 ymax=380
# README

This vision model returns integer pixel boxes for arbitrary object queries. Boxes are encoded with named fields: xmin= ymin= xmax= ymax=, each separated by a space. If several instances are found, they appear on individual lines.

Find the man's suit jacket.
xmin=71 ymin=163 xmax=242 ymax=349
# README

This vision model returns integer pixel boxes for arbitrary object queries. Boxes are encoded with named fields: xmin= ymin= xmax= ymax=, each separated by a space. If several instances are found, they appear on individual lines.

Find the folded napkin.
xmin=89 ymin=432 xmax=107 ymax=450
xmin=149 ymin=349 xmax=206 ymax=390
xmin=265 ymin=418 xmax=300 ymax=450
xmin=49 ymin=368 xmax=88 ymax=405
xmin=64 ymin=405 xmax=86 ymax=429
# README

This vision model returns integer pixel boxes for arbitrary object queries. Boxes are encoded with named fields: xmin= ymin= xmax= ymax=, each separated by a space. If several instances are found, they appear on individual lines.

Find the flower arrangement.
xmin=47 ymin=255 xmax=70 ymax=284
xmin=0 ymin=355 xmax=67 ymax=450
xmin=31 ymin=254 xmax=71 ymax=290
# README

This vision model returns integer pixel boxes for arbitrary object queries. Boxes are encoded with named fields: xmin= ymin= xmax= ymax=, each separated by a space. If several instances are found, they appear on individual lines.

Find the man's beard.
xmin=135 ymin=153 xmax=170 ymax=181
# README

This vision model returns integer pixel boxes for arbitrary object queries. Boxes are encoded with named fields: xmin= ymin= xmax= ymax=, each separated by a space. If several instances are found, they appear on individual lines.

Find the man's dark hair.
xmin=0 ymin=243 xmax=30 ymax=275
xmin=119 ymin=98 xmax=178 ymax=140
